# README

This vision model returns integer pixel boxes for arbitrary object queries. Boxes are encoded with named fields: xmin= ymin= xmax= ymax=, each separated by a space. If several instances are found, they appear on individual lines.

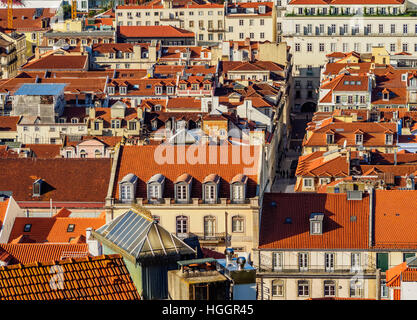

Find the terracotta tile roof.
xmin=0 ymin=243 xmax=89 ymax=265
xmin=118 ymin=0 xmax=223 ymax=9
xmin=21 ymin=144 xmax=61 ymax=158
xmin=296 ymin=151 xmax=350 ymax=177
xmin=0 ymin=8 xmax=55 ymax=32
xmin=22 ymin=55 xmax=88 ymax=71
xmin=92 ymin=42 xmax=148 ymax=54
xmin=94 ymin=106 xmax=138 ymax=128
xmin=166 ymin=97 xmax=201 ymax=110
xmin=259 ymin=193 xmax=370 ymax=249
xmin=289 ymin=0 xmax=403 ymax=3
xmin=222 ymin=60 xmax=283 ymax=74
xmin=8 ymin=211 xmax=106 ymax=243
xmin=0 ymin=116 xmax=19 ymax=131
xmin=0 ymin=254 xmax=140 ymax=300
xmin=118 ymin=26 xmax=195 ymax=38
xmin=0 ymin=158 xmax=111 ymax=203
xmin=374 ymin=190 xmax=417 ymax=249
xmin=113 ymin=144 xmax=261 ymax=200
xmin=0 ymin=198 xmax=9 ymax=232
xmin=304 ymin=122 xmax=397 ymax=148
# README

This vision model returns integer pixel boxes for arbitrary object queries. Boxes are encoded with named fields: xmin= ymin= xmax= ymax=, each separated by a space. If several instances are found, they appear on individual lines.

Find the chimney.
xmin=86 ymin=228 xmax=102 ymax=256
xmin=224 ymin=248 xmax=234 ymax=266
xmin=88 ymin=107 xmax=96 ymax=119
xmin=35 ymin=47 xmax=40 ymax=60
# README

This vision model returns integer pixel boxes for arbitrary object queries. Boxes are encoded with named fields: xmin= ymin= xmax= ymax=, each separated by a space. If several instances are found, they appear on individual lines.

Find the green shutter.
xmin=377 ymin=253 xmax=389 ymax=272
xmin=403 ymin=253 xmax=415 ymax=262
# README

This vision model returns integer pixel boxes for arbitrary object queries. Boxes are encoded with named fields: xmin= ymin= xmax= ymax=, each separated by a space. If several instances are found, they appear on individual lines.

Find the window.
xmin=204 ymin=216 xmax=216 ymax=237
xmin=239 ymin=33 xmax=244 ymax=39
xmin=176 ymin=184 xmax=188 ymax=202
xmin=326 ymin=133 xmax=334 ymax=144
xmin=239 ymin=19 xmax=244 ymax=26
xmin=67 ymin=224 xmax=75 ymax=232
xmin=232 ymin=183 xmax=245 ymax=202
xmin=80 ymin=150 xmax=87 ymax=158
xmin=319 ymin=43 xmax=324 ymax=52
xmin=385 ymin=134 xmax=393 ymax=145
xmin=260 ymin=32 xmax=265 ymax=39
xmin=391 ymin=24 xmax=396 ymax=33
xmin=351 ymin=253 xmax=361 ymax=271
xmin=272 ymin=252 xmax=283 ymax=271
xmin=24 ymin=224 xmax=32 ymax=232
xmin=148 ymin=184 xmax=160 ymax=200
xmin=381 ymin=280 xmax=389 ymax=299
xmin=298 ymin=253 xmax=308 ymax=271
xmin=297 ymin=280 xmax=309 ymax=297
xmin=249 ymin=32 xmax=254 ymax=39
xmin=204 ymin=184 xmax=216 ymax=203
xmin=379 ymin=24 xmax=384 ymax=34
xmin=355 ymin=134 xmax=363 ymax=145
xmin=232 ymin=216 xmax=244 ymax=233
xmin=403 ymin=43 xmax=408 ymax=52
xmin=260 ymin=19 xmax=264 ymax=26
xmin=404 ymin=24 xmax=408 ymax=34
xmin=176 ymin=216 xmax=188 ymax=237
xmin=377 ymin=252 xmax=389 ymax=272
xmin=128 ymin=121 xmax=137 ymax=131
xmin=307 ymin=43 xmax=312 ymax=52
xmin=94 ymin=121 xmax=100 ymax=131
xmin=272 ymin=280 xmax=284 ymax=297
xmin=303 ymin=178 xmax=313 ymax=187
xmin=324 ymin=280 xmax=335 ymax=297
xmin=325 ymin=253 xmax=335 ymax=272
xmin=111 ymin=119 xmax=121 ymax=129
xmin=350 ymin=280 xmax=362 ymax=297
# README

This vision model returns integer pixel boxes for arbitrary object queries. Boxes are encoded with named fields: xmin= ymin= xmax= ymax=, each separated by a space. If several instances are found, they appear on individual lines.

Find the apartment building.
xmin=104 ymin=144 xmax=267 ymax=259
xmin=278 ymin=0 xmax=417 ymax=112
xmin=225 ymin=2 xmax=277 ymax=42
xmin=0 ymin=31 xmax=26 ymax=78
xmin=254 ymin=191 xmax=417 ymax=300
xmin=115 ymin=0 xmax=225 ymax=44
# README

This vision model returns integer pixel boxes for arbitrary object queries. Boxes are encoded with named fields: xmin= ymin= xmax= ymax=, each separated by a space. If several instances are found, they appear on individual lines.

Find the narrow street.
xmin=271 ymin=112 xmax=313 ymax=193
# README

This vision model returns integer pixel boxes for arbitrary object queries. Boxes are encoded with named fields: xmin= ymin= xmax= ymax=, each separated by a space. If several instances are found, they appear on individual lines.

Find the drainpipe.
xmin=368 ymin=187 xmax=374 ymax=248
xmin=376 ymin=268 xmax=381 ymax=300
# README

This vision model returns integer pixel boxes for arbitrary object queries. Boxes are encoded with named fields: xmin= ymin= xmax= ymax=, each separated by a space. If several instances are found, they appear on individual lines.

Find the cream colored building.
xmin=279 ymin=0 xmax=417 ymax=111
xmin=103 ymin=144 xmax=267 ymax=259
xmin=254 ymin=191 xmax=417 ymax=300
xmin=225 ymin=2 xmax=277 ymax=42
xmin=115 ymin=0 xmax=225 ymax=44
xmin=0 ymin=31 xmax=26 ymax=78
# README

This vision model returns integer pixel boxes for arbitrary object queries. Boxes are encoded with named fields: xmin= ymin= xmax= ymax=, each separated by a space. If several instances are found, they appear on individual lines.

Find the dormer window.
xmin=203 ymin=174 xmax=219 ymax=204
xmin=155 ymin=85 xmax=163 ymax=95
xmin=191 ymin=83 xmax=199 ymax=91
xmin=179 ymin=83 xmax=187 ymax=90
xmin=33 ymin=179 xmax=43 ymax=197
xmin=310 ymin=213 xmax=324 ymax=235
xmin=118 ymin=173 xmax=138 ymax=203
xmin=147 ymin=174 xmax=165 ymax=203
xmin=326 ymin=132 xmax=334 ymax=144
xmin=119 ymin=86 xmax=127 ymax=95
xmin=175 ymin=173 xmax=192 ymax=204
xmin=204 ymin=83 xmax=211 ymax=90
xmin=24 ymin=224 xmax=32 ymax=232
xmin=166 ymin=86 xmax=175 ymax=95
xmin=71 ymin=118 xmax=79 ymax=124
xmin=230 ymin=174 xmax=247 ymax=204
xmin=111 ymin=119 xmax=121 ymax=129
xmin=107 ymin=85 xmax=115 ymax=95
xmin=382 ymin=89 xmax=389 ymax=101
xmin=385 ymin=133 xmax=393 ymax=145
xmin=355 ymin=133 xmax=363 ymax=145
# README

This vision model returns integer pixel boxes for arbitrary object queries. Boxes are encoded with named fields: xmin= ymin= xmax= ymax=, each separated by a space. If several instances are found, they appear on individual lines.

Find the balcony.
xmin=192 ymin=232 xmax=226 ymax=244
xmin=208 ymin=27 xmax=225 ymax=32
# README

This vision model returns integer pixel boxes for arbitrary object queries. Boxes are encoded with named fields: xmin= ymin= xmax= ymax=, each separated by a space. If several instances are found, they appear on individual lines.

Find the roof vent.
xmin=236 ymin=256 xmax=246 ymax=271
xmin=270 ymin=201 xmax=277 ymax=207
xmin=224 ymin=248 xmax=234 ymax=266
xmin=350 ymin=216 xmax=357 ymax=222
xmin=284 ymin=217 xmax=292 ymax=224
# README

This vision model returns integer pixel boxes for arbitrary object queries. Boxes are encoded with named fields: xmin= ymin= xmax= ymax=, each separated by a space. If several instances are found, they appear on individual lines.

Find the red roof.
xmin=8 ymin=211 xmax=106 ymax=243
xmin=113 ymin=144 xmax=261 ymax=200
xmin=0 ymin=243 xmax=89 ymax=264
xmin=0 ymin=116 xmax=19 ymax=131
xmin=0 ymin=158 xmax=111 ymax=203
xmin=0 ymin=8 xmax=55 ymax=32
xmin=259 ymin=193 xmax=370 ymax=249
xmin=22 ymin=55 xmax=88 ymax=71
xmin=374 ymin=190 xmax=417 ymax=249
xmin=118 ymin=25 xmax=195 ymax=38
xmin=0 ymin=254 xmax=140 ymax=300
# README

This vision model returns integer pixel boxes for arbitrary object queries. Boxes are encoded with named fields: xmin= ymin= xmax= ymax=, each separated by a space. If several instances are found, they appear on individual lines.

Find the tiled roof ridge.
xmin=0 ymin=254 xmax=122 ymax=271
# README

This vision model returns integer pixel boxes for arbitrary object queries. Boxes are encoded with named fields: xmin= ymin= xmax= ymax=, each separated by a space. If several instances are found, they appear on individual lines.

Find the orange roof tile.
xmin=22 ymin=55 xmax=88 ymax=71
xmin=0 ymin=116 xmax=19 ymax=132
xmin=259 ymin=193 xmax=370 ymax=249
xmin=0 ymin=243 xmax=89 ymax=265
xmin=8 ymin=211 xmax=106 ymax=243
xmin=0 ymin=254 xmax=140 ymax=300
xmin=118 ymin=25 xmax=195 ymax=38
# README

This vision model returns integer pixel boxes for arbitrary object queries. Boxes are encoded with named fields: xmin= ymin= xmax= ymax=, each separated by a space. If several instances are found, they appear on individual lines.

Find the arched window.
xmin=80 ymin=149 xmax=87 ymax=158
xmin=232 ymin=216 xmax=244 ymax=233
xmin=204 ymin=215 xmax=216 ymax=237
xmin=176 ymin=216 xmax=188 ymax=238
xmin=95 ymin=149 xmax=102 ymax=158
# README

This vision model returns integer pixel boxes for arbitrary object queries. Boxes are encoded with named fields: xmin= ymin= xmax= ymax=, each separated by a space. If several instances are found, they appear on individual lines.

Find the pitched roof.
xmin=8 ymin=211 xmax=106 ymax=243
xmin=0 ymin=8 xmax=56 ymax=32
xmin=92 ymin=207 xmax=195 ymax=263
xmin=0 ymin=254 xmax=140 ymax=300
xmin=0 ymin=116 xmax=19 ymax=131
xmin=0 ymin=158 xmax=111 ymax=204
xmin=374 ymin=190 xmax=417 ymax=249
xmin=0 ymin=243 xmax=89 ymax=265
xmin=113 ymin=144 xmax=261 ymax=200
xmin=118 ymin=25 xmax=195 ymax=38
xmin=22 ymin=55 xmax=88 ymax=71
xmin=259 ymin=193 xmax=370 ymax=249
